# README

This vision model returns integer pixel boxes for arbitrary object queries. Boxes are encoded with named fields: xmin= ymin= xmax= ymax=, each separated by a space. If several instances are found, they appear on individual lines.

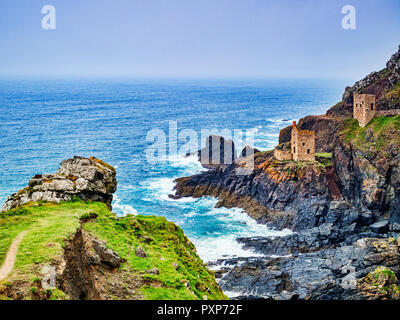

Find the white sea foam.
xmin=113 ymin=194 xmax=138 ymax=216
xmin=187 ymin=204 xmax=292 ymax=262
xmin=168 ymin=154 xmax=205 ymax=172
xmin=145 ymin=177 xmax=176 ymax=201
xmin=142 ymin=154 xmax=205 ymax=203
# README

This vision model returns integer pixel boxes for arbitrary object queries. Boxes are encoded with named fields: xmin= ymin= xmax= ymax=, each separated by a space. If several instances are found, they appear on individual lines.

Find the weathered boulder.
xmin=369 ymin=221 xmax=389 ymax=234
xmin=2 ymin=156 xmax=117 ymax=211
xmin=92 ymin=239 xmax=123 ymax=269
xmin=135 ymin=246 xmax=147 ymax=258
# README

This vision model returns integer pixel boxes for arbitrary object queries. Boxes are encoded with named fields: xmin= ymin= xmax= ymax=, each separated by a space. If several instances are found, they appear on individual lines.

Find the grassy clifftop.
xmin=0 ymin=200 xmax=226 ymax=300
xmin=340 ymin=115 xmax=400 ymax=154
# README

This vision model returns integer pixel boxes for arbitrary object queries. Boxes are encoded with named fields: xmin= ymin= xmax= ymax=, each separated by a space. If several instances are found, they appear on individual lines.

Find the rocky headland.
xmin=173 ymin=45 xmax=400 ymax=300
xmin=2 ymin=156 xmax=117 ymax=211
xmin=0 ymin=157 xmax=225 ymax=300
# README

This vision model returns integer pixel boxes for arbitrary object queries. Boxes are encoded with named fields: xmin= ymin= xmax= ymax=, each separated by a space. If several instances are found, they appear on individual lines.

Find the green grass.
xmin=0 ymin=200 xmax=226 ymax=300
xmin=315 ymin=153 xmax=332 ymax=168
xmin=84 ymin=209 xmax=226 ymax=300
xmin=288 ymin=153 xmax=332 ymax=172
xmin=315 ymin=153 xmax=332 ymax=158
xmin=0 ymin=200 xmax=101 ymax=275
xmin=340 ymin=115 xmax=400 ymax=153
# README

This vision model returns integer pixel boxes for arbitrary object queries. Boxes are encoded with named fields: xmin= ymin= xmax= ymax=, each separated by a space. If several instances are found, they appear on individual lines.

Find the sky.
xmin=0 ymin=0 xmax=399 ymax=80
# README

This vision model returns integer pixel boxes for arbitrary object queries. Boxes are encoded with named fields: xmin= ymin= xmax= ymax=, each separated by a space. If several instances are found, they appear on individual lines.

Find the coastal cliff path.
xmin=0 ymin=231 xmax=28 ymax=281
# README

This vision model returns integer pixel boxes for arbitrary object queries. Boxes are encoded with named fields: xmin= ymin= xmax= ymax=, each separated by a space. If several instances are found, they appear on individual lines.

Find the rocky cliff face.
xmin=175 ymin=151 xmax=343 ymax=233
xmin=173 ymin=45 xmax=400 ymax=300
xmin=216 ymin=237 xmax=400 ymax=300
xmin=333 ymin=120 xmax=400 ymax=231
xmin=2 ymin=156 xmax=117 ymax=211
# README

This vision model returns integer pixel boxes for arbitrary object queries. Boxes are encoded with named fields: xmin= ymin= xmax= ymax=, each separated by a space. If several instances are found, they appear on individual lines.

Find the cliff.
xmin=173 ymin=45 xmax=400 ymax=299
xmin=0 ymin=157 xmax=225 ymax=300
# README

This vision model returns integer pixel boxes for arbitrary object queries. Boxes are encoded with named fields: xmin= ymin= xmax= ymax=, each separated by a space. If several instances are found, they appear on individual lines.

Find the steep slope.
xmin=0 ymin=201 xmax=225 ymax=300
xmin=0 ymin=157 xmax=225 ymax=300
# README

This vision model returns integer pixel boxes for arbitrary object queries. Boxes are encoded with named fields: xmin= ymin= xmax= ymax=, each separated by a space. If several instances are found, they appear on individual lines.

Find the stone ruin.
xmin=274 ymin=121 xmax=315 ymax=161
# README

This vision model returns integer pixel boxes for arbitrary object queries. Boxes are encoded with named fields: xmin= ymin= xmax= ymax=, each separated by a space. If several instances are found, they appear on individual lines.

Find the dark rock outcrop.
xmin=2 ymin=156 xmax=117 ymax=211
xmin=174 ymin=152 xmax=343 ymax=232
xmin=217 ymin=237 xmax=400 ymax=300
xmin=58 ymin=228 xmax=137 ymax=300
xmin=194 ymin=135 xmax=237 ymax=169
xmin=239 ymin=145 xmax=260 ymax=158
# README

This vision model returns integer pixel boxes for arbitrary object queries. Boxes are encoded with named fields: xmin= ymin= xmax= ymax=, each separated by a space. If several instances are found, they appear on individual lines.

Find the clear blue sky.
xmin=0 ymin=0 xmax=399 ymax=79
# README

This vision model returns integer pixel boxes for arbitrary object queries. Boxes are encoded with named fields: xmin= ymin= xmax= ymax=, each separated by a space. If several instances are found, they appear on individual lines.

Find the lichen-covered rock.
xmin=2 ymin=156 xmax=117 ymax=211
xmin=358 ymin=266 xmax=400 ymax=300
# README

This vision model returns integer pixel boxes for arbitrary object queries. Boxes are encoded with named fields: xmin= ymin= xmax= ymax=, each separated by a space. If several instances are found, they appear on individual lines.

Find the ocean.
xmin=0 ymin=78 xmax=345 ymax=262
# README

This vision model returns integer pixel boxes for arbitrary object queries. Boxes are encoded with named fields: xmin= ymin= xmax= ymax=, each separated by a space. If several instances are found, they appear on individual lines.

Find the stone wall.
xmin=274 ymin=149 xmax=292 ymax=161
xmin=376 ymin=109 xmax=400 ymax=117
xmin=291 ymin=124 xmax=315 ymax=161
xmin=354 ymin=94 xmax=376 ymax=127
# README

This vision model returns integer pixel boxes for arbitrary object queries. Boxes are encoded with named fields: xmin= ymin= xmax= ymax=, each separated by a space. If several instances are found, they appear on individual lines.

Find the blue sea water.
xmin=0 ymin=78 xmax=345 ymax=261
